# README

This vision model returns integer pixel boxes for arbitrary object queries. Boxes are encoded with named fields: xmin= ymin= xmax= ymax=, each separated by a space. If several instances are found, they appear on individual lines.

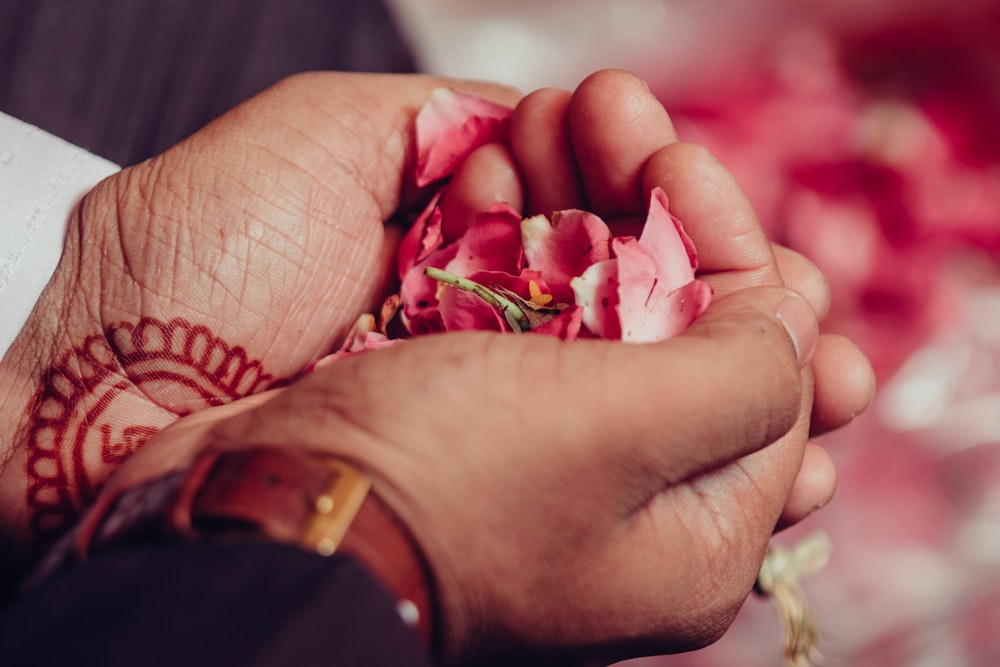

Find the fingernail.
xmin=776 ymin=295 xmax=818 ymax=368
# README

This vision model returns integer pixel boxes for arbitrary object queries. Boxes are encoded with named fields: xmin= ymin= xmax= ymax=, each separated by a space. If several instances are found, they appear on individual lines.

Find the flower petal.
xmin=521 ymin=209 xmax=613 ymax=302
xmin=310 ymin=315 xmax=406 ymax=370
xmin=397 ymin=192 xmax=444 ymax=280
xmin=445 ymin=203 xmax=524 ymax=277
xmin=415 ymin=88 xmax=513 ymax=187
xmin=615 ymin=237 xmax=712 ymax=343
xmin=439 ymin=285 xmax=508 ymax=332
xmin=640 ymin=187 xmax=700 ymax=289
xmin=530 ymin=306 xmax=584 ymax=340
xmin=400 ymin=244 xmax=459 ymax=334
xmin=570 ymin=258 xmax=622 ymax=339
xmin=438 ymin=270 xmax=520 ymax=332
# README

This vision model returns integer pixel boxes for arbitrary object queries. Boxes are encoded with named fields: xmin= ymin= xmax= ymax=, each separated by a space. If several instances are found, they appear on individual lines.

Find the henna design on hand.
xmin=25 ymin=317 xmax=273 ymax=551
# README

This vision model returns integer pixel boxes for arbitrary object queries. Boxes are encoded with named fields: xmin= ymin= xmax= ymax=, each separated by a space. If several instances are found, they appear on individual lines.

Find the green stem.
xmin=424 ymin=267 xmax=530 ymax=332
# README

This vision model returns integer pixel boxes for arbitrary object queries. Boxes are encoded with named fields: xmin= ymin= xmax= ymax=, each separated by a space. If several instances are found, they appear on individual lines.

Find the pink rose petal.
xmin=397 ymin=192 xmax=443 ymax=280
xmin=640 ymin=187 xmax=700 ymax=288
xmin=445 ymin=203 xmax=524 ymax=277
xmin=438 ymin=285 xmax=508 ymax=332
xmin=530 ymin=306 xmax=584 ymax=340
xmin=615 ymin=237 xmax=712 ymax=343
xmin=311 ymin=316 xmax=406 ymax=370
xmin=415 ymin=88 xmax=513 ymax=187
xmin=438 ymin=270 xmax=522 ymax=332
xmin=570 ymin=258 xmax=622 ymax=339
xmin=521 ymin=209 xmax=613 ymax=302
xmin=400 ymin=244 xmax=459 ymax=334
xmin=609 ymin=188 xmax=713 ymax=343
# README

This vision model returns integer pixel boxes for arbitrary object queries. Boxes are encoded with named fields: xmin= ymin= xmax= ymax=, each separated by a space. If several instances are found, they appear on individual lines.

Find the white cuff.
xmin=0 ymin=112 xmax=120 ymax=360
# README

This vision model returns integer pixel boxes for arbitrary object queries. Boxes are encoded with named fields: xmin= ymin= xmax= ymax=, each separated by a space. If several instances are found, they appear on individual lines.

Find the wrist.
xmin=0 ymin=248 xmax=96 ymax=549
xmin=29 ymin=445 xmax=439 ymax=651
xmin=0 ymin=193 xmax=281 ymax=565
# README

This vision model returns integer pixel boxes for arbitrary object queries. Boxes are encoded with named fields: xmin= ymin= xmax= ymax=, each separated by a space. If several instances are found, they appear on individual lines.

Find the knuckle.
xmin=668 ymin=140 xmax=717 ymax=165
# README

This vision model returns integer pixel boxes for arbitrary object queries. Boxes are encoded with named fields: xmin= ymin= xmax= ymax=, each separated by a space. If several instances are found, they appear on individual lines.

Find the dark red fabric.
xmin=0 ymin=541 xmax=435 ymax=667
xmin=0 ymin=0 xmax=416 ymax=165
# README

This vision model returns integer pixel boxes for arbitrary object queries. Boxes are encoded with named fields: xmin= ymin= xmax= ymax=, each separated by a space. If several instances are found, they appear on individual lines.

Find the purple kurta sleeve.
xmin=0 ymin=541 xmax=435 ymax=667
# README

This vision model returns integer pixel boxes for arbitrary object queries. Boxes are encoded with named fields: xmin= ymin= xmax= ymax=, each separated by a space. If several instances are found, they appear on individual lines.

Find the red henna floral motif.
xmin=25 ymin=317 xmax=272 ymax=550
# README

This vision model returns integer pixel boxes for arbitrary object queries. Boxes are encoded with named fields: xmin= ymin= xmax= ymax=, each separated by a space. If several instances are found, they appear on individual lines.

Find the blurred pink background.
xmin=386 ymin=1 xmax=1000 ymax=665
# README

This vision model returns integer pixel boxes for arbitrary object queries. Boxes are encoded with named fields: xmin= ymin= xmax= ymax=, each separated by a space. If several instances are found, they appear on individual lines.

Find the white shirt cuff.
xmin=0 ymin=112 xmax=120 ymax=361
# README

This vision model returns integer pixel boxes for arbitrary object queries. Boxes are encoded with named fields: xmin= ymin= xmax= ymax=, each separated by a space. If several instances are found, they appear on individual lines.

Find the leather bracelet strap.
xmin=35 ymin=446 xmax=437 ymax=650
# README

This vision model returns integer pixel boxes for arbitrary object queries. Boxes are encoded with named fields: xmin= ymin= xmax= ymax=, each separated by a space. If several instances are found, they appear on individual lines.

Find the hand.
xmin=0 ymin=73 xmax=520 ymax=567
xmin=452 ymin=69 xmax=874 ymax=526
xmin=98 ymin=289 xmax=817 ymax=667
xmin=89 ymin=72 xmax=873 ymax=665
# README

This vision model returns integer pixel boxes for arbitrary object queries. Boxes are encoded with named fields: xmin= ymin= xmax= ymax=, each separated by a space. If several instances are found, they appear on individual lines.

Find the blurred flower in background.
xmin=387 ymin=1 xmax=1000 ymax=664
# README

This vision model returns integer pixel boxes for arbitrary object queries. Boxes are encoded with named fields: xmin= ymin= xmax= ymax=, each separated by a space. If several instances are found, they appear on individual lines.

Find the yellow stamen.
xmin=528 ymin=280 xmax=554 ymax=307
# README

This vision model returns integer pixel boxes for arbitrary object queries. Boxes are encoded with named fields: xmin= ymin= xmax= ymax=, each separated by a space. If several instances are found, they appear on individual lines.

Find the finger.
xmin=773 ymin=243 xmax=831 ymax=319
xmin=775 ymin=442 xmax=837 ymax=530
xmin=811 ymin=333 xmax=876 ymax=435
xmin=772 ymin=246 xmax=875 ymax=435
xmin=509 ymin=87 xmax=586 ymax=215
xmin=558 ymin=288 xmax=818 ymax=504
xmin=568 ymin=69 xmax=679 ymax=217
xmin=208 ymin=287 xmax=816 ymax=513
xmin=437 ymin=143 xmax=524 ymax=240
xmin=641 ymin=142 xmax=779 ymax=293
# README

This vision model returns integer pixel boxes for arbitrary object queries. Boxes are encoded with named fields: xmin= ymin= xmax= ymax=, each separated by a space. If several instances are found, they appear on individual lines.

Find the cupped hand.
xmin=2 ymin=66 xmax=874 ymax=663
xmin=86 ymin=71 xmax=873 ymax=665
xmin=0 ymin=72 xmax=520 ymax=561
xmin=97 ymin=283 xmax=817 ymax=666
xmin=497 ymin=69 xmax=874 ymax=527
xmin=439 ymin=69 xmax=873 ymax=529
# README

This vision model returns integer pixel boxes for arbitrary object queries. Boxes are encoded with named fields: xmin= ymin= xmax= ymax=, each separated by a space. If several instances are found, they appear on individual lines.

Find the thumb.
xmin=550 ymin=286 xmax=817 ymax=504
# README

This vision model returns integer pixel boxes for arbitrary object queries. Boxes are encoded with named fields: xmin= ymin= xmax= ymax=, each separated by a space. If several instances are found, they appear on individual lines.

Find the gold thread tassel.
xmin=756 ymin=532 xmax=833 ymax=667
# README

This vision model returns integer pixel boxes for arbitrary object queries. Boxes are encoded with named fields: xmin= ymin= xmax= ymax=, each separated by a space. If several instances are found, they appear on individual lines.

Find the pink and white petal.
xmin=308 ymin=315 xmax=407 ymax=370
xmin=397 ymin=192 xmax=444 ymax=279
xmin=445 ymin=203 xmax=524 ymax=277
xmin=618 ymin=234 xmax=713 ymax=342
xmin=639 ymin=187 xmax=700 ymax=290
xmin=570 ymin=258 xmax=622 ymax=340
xmin=521 ymin=209 xmax=613 ymax=301
xmin=415 ymin=88 xmax=513 ymax=187
xmin=621 ymin=280 xmax=712 ymax=343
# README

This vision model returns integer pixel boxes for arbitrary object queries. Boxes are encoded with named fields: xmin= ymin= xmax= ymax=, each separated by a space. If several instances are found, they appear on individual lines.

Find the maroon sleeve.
xmin=0 ymin=540 xmax=435 ymax=667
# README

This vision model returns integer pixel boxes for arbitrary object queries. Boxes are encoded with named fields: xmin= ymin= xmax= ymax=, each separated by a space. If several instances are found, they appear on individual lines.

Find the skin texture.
xmin=0 ymin=73 xmax=521 ymax=568
xmin=0 ymin=69 xmax=874 ymax=663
